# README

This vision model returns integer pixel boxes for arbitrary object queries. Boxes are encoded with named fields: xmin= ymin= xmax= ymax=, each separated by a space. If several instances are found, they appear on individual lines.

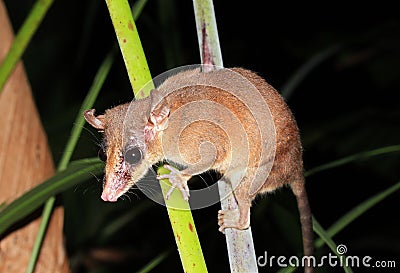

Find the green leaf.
xmin=276 ymin=181 xmax=400 ymax=273
xmin=276 ymin=143 xmax=400 ymax=273
xmin=98 ymin=201 xmax=152 ymax=243
xmin=315 ymin=181 xmax=400 ymax=249
xmin=0 ymin=158 xmax=103 ymax=235
xmin=305 ymin=145 xmax=400 ymax=177
xmin=281 ymin=44 xmax=341 ymax=99
xmin=0 ymin=0 xmax=54 ymax=93
xmin=313 ymin=218 xmax=354 ymax=273
xmin=135 ymin=250 xmax=170 ymax=273
xmin=26 ymin=38 xmax=116 ymax=273
xmin=57 ymin=51 xmax=116 ymax=171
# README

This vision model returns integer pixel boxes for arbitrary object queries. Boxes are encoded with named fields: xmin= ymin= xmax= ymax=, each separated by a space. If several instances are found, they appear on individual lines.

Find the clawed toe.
xmin=217 ymin=209 xmax=250 ymax=232
xmin=157 ymin=165 xmax=190 ymax=201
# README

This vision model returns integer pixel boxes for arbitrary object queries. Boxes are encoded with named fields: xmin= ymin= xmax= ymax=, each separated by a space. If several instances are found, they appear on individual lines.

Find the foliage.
xmin=1 ymin=1 xmax=399 ymax=272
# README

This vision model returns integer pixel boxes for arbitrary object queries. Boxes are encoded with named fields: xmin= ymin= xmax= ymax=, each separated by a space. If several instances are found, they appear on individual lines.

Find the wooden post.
xmin=0 ymin=1 xmax=70 ymax=272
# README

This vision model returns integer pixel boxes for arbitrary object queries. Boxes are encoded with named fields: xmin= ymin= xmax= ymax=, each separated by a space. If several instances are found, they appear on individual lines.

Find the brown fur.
xmin=84 ymin=67 xmax=313 ymax=272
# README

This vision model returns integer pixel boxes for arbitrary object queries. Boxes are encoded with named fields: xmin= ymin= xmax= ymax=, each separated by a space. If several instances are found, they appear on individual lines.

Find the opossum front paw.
xmin=157 ymin=164 xmax=190 ymax=201
xmin=218 ymin=209 xmax=250 ymax=233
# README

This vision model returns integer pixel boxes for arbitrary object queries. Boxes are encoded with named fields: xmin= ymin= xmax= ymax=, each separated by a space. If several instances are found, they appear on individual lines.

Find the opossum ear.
xmin=84 ymin=109 xmax=105 ymax=131
xmin=144 ymin=107 xmax=170 ymax=141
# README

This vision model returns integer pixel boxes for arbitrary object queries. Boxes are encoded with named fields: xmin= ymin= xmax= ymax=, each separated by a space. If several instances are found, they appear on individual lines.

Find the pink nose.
xmin=101 ymin=190 xmax=118 ymax=202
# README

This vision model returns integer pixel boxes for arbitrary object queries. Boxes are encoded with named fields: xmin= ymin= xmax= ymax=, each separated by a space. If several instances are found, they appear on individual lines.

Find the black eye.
xmin=98 ymin=149 xmax=107 ymax=162
xmin=124 ymin=146 xmax=143 ymax=165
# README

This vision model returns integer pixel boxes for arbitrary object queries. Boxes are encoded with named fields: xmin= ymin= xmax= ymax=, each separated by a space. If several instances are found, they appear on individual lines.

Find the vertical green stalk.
xmin=281 ymin=45 xmax=341 ymax=99
xmin=313 ymin=219 xmax=353 ymax=273
xmin=105 ymin=0 xmax=207 ymax=272
xmin=192 ymin=0 xmax=258 ymax=272
xmin=58 ymin=50 xmax=117 ymax=170
xmin=192 ymin=0 xmax=223 ymax=68
xmin=1 ymin=0 xmax=61 ymax=271
xmin=315 ymin=180 xmax=400 ymax=249
xmin=0 ymin=0 xmax=54 ymax=93
xmin=27 ymin=1 xmax=150 ymax=270
xmin=26 ymin=45 xmax=116 ymax=273
xmin=105 ymin=0 xmax=152 ymax=97
xmin=158 ymin=167 xmax=208 ymax=272
xmin=136 ymin=250 xmax=170 ymax=273
xmin=25 ymin=197 xmax=56 ymax=273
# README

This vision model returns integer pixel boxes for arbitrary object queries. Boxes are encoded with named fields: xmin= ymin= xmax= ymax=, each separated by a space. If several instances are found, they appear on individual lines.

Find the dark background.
xmin=4 ymin=1 xmax=400 ymax=272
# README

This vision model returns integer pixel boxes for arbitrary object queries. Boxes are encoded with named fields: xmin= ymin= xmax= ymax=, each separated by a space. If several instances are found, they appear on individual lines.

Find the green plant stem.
xmin=136 ymin=250 xmax=170 ymax=273
xmin=315 ymin=180 xmax=400 ymax=249
xmin=281 ymin=44 xmax=341 ymax=99
xmin=158 ymin=167 xmax=208 ymax=272
xmin=59 ymin=50 xmax=116 ymax=170
xmin=98 ymin=201 xmax=152 ymax=243
xmin=25 ymin=49 xmax=116 ymax=273
xmin=0 ymin=158 xmax=103 ymax=235
xmin=192 ymin=0 xmax=223 ymax=67
xmin=277 ymin=183 xmax=400 ymax=273
xmin=26 ymin=196 xmax=55 ymax=273
xmin=105 ymin=1 xmax=207 ymax=272
xmin=27 ymin=1 xmax=150 ymax=271
xmin=105 ymin=0 xmax=152 ymax=97
xmin=131 ymin=0 xmax=148 ymax=19
xmin=313 ymin=218 xmax=354 ymax=273
xmin=0 ymin=0 xmax=54 ymax=93
xmin=305 ymin=145 xmax=400 ymax=177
